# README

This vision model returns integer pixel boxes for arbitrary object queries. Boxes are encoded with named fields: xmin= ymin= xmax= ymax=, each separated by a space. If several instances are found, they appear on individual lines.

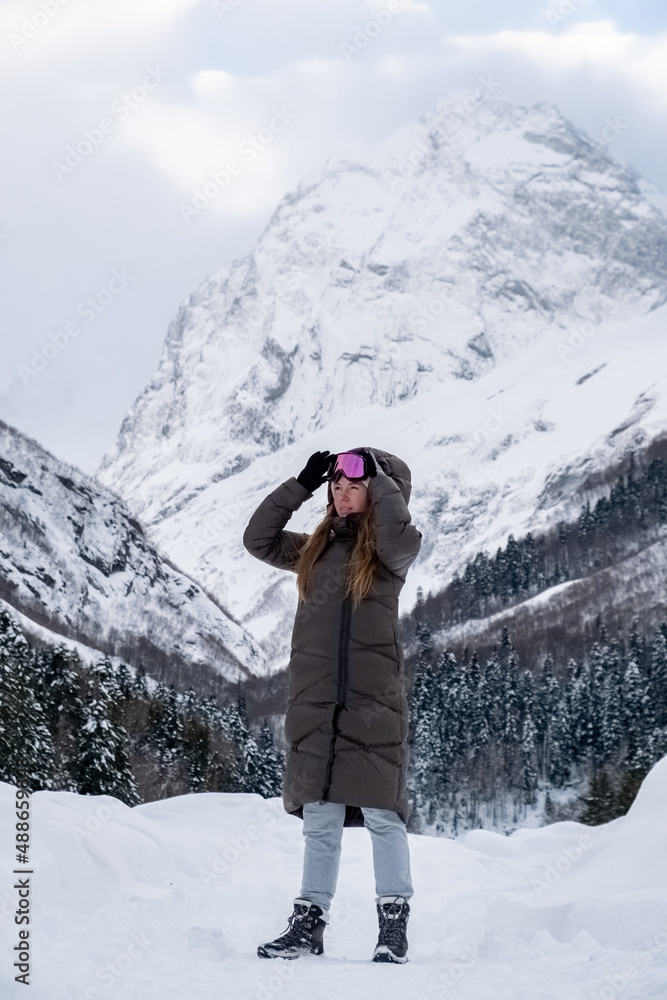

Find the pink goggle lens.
xmin=329 ymin=452 xmax=366 ymax=480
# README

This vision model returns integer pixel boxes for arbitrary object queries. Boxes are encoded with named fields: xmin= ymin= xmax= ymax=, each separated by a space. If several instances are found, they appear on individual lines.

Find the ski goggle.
xmin=325 ymin=451 xmax=367 ymax=482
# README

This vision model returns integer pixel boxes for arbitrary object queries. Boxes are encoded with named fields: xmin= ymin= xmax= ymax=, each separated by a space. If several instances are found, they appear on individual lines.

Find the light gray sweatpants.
xmin=299 ymin=801 xmax=414 ymax=911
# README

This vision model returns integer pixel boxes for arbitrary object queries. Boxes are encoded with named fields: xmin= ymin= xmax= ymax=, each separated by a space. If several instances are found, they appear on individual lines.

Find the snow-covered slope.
xmin=0 ymin=420 xmax=264 ymax=682
xmin=97 ymin=96 xmax=667 ymax=669
xmin=2 ymin=757 xmax=667 ymax=998
xmin=432 ymin=528 xmax=667 ymax=665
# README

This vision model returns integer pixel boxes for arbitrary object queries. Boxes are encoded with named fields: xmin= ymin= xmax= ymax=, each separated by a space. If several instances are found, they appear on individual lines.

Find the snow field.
xmin=2 ymin=760 xmax=667 ymax=999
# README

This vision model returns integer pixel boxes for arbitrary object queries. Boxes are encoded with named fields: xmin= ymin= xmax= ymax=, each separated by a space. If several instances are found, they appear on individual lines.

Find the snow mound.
xmin=2 ymin=760 xmax=667 ymax=997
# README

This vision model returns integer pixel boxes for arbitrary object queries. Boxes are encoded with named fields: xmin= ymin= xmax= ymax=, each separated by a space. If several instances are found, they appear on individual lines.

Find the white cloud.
xmin=0 ymin=0 xmax=198 ymax=66
xmin=445 ymin=22 xmax=667 ymax=109
xmin=114 ymin=20 xmax=667 ymax=218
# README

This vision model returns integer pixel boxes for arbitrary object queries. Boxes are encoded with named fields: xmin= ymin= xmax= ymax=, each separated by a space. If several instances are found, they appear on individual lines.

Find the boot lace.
xmin=279 ymin=904 xmax=319 ymax=946
xmin=377 ymin=900 xmax=408 ymax=951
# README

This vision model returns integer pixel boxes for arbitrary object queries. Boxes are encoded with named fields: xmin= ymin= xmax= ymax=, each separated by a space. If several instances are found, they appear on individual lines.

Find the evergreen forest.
xmin=0 ymin=608 xmax=283 ymax=805
xmin=408 ymin=602 xmax=667 ymax=833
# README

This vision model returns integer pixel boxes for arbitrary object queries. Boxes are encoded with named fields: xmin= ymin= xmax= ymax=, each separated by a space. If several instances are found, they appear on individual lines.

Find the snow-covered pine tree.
xmin=182 ymin=687 xmax=213 ymax=792
xmin=195 ymin=693 xmax=238 ymax=792
xmin=463 ymin=650 xmax=490 ymax=825
xmin=538 ymin=654 xmax=570 ymax=787
xmin=498 ymin=629 xmax=523 ymax=805
xmin=433 ymin=650 xmax=463 ymax=832
xmin=408 ymin=634 xmax=442 ymax=825
xmin=621 ymin=658 xmax=654 ymax=772
xmin=0 ymin=609 xmax=56 ymax=789
xmin=649 ymin=625 xmax=667 ymax=728
xmin=132 ymin=664 xmax=149 ymax=699
xmin=146 ymin=683 xmax=184 ymax=773
xmin=580 ymin=769 xmax=617 ymax=825
xmin=518 ymin=668 xmax=538 ymax=808
xmin=437 ymin=651 xmax=465 ymax=810
xmin=565 ymin=656 xmax=589 ymax=765
xmin=73 ymin=657 xmax=139 ymax=804
xmin=465 ymin=652 xmax=489 ymax=762
xmin=32 ymin=643 xmax=83 ymax=789
xmin=113 ymin=662 xmax=134 ymax=700
xmin=219 ymin=694 xmax=264 ymax=793
xmin=595 ymin=638 xmax=623 ymax=763
xmin=255 ymin=719 xmax=284 ymax=798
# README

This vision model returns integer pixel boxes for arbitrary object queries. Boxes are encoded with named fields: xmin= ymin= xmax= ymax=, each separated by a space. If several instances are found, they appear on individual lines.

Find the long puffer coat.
xmin=242 ymin=448 xmax=422 ymax=827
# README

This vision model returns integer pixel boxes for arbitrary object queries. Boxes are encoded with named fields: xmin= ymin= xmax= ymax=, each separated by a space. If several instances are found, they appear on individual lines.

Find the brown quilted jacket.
xmin=242 ymin=448 xmax=422 ymax=827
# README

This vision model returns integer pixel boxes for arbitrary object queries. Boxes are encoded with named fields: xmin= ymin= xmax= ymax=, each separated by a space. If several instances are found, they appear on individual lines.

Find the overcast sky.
xmin=1 ymin=0 xmax=666 ymax=474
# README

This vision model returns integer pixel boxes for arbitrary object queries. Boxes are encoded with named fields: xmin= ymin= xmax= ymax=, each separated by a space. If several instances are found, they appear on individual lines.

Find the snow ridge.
xmin=0 ymin=420 xmax=265 ymax=682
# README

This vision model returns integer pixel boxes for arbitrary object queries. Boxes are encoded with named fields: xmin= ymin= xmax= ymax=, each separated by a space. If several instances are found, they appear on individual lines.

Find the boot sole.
xmin=257 ymin=945 xmax=323 ymax=960
xmin=372 ymin=946 xmax=408 ymax=964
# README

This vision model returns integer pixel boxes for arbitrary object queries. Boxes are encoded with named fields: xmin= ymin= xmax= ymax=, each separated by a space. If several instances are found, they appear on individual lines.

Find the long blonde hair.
xmin=295 ymin=500 xmax=381 ymax=607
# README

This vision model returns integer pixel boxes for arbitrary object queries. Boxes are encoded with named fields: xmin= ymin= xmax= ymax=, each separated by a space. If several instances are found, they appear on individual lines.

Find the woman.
xmin=242 ymin=446 xmax=422 ymax=963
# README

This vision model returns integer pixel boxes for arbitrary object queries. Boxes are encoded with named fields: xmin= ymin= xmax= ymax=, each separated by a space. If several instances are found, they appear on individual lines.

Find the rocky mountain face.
xmin=97 ymin=96 xmax=667 ymax=672
xmin=0 ymin=419 xmax=264 ymax=685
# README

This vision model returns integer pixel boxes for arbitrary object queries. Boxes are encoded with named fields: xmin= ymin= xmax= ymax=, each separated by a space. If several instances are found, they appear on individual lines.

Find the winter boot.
xmin=372 ymin=895 xmax=410 ymax=964
xmin=257 ymin=898 xmax=329 ymax=959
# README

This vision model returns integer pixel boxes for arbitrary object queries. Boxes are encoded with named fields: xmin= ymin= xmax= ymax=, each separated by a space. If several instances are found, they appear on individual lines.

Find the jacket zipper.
xmin=322 ymin=592 xmax=353 ymax=800
xmin=335 ymin=594 xmax=352 ymax=707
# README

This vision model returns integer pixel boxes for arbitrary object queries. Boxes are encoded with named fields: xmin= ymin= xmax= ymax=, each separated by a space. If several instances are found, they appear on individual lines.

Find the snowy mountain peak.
xmin=97 ymin=96 xmax=667 ymax=671
xmin=100 ymin=97 xmax=666 ymax=516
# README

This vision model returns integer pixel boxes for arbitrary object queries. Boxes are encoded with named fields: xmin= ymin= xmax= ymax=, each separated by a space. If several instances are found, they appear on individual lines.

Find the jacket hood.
xmin=326 ymin=447 xmax=412 ymax=506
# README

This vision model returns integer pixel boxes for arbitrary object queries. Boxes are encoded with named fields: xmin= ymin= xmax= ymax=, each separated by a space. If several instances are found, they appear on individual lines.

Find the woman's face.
xmin=332 ymin=476 xmax=369 ymax=516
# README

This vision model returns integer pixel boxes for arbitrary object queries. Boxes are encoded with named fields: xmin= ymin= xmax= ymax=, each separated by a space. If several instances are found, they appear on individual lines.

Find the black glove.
xmin=296 ymin=450 xmax=331 ymax=492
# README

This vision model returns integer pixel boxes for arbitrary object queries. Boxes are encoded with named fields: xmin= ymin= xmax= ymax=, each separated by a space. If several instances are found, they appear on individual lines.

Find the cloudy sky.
xmin=1 ymin=0 xmax=666 ymax=473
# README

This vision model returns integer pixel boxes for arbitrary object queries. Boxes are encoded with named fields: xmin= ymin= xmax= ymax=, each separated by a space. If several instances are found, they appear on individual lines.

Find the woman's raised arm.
xmin=243 ymin=478 xmax=313 ymax=572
